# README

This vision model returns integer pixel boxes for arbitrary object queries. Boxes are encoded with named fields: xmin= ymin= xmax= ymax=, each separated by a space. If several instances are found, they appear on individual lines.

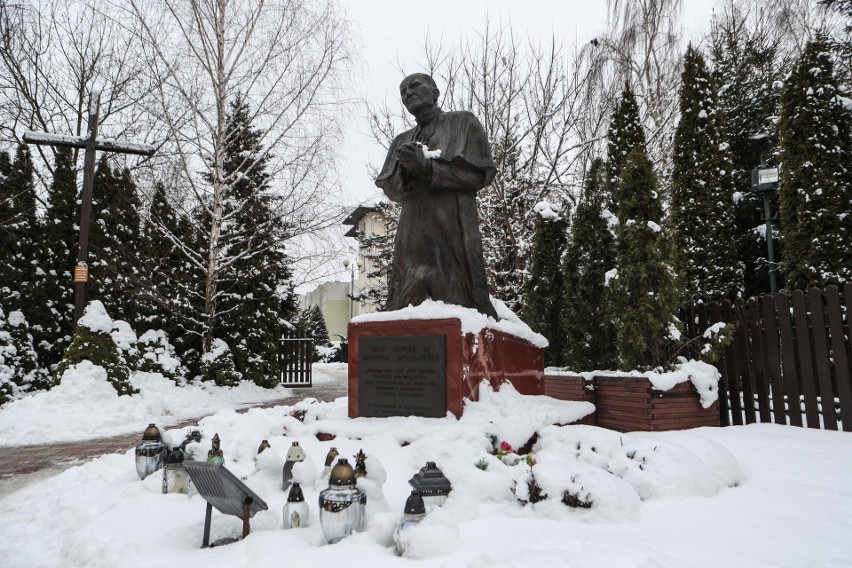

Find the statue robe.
xmin=375 ymin=110 xmax=498 ymax=319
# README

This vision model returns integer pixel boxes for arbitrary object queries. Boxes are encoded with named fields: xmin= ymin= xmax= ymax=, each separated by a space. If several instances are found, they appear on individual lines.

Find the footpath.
xmin=0 ymin=371 xmax=348 ymax=498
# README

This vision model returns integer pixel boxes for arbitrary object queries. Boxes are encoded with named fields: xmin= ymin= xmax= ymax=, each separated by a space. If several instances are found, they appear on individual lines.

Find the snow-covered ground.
xmin=1 ymin=382 xmax=849 ymax=568
xmin=0 ymin=363 xmax=342 ymax=447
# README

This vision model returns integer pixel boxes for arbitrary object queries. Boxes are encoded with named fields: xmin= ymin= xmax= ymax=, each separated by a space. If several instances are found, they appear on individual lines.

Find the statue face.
xmin=400 ymin=74 xmax=438 ymax=116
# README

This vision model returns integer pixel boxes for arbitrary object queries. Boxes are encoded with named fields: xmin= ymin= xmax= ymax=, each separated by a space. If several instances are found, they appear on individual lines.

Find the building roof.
xmin=343 ymin=204 xmax=381 ymax=238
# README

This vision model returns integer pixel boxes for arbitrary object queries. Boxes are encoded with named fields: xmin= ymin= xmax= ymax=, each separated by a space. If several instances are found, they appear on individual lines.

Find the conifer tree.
xmin=199 ymin=338 xmax=241 ymax=387
xmin=88 ymin=159 xmax=144 ymax=326
xmin=0 ymin=144 xmax=37 ymax=314
xmin=778 ymin=39 xmax=852 ymax=290
xmin=671 ymin=45 xmax=743 ymax=302
xmin=522 ymin=201 xmax=568 ymax=366
xmin=215 ymin=95 xmax=298 ymax=388
xmin=610 ymin=147 xmax=681 ymax=370
xmin=30 ymin=147 xmax=78 ymax=367
xmin=605 ymin=85 xmax=647 ymax=214
xmin=139 ymin=182 xmax=197 ymax=346
xmin=561 ymin=159 xmax=617 ymax=371
xmin=709 ymin=10 xmax=784 ymax=296
xmin=295 ymin=305 xmax=330 ymax=362
xmin=55 ymin=301 xmax=136 ymax=396
xmin=0 ymin=308 xmax=42 ymax=405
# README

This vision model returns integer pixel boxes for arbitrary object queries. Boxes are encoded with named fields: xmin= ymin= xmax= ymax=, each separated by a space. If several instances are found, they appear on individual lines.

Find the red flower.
xmin=499 ymin=441 xmax=513 ymax=453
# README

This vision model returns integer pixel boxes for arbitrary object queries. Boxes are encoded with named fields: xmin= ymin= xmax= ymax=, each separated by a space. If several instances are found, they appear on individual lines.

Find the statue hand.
xmin=397 ymin=142 xmax=429 ymax=178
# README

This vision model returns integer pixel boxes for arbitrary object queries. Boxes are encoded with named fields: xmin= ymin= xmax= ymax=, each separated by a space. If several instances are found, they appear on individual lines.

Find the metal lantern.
xmin=162 ymin=446 xmax=195 ymax=495
xmin=257 ymin=439 xmax=271 ymax=455
xmin=282 ymin=482 xmax=309 ymax=529
xmin=207 ymin=433 xmax=225 ymax=465
xmin=408 ymin=462 xmax=451 ymax=508
xmin=135 ymin=423 xmax=167 ymax=480
xmin=321 ymin=447 xmax=339 ymax=480
xmin=318 ymin=458 xmax=366 ymax=544
xmin=282 ymin=441 xmax=306 ymax=490
xmin=393 ymin=491 xmax=426 ymax=556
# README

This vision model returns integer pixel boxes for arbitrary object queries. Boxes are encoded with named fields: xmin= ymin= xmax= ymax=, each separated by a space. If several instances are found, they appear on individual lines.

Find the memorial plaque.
xmin=358 ymin=334 xmax=446 ymax=417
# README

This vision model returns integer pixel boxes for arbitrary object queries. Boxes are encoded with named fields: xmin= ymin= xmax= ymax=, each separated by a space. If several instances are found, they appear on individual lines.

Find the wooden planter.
xmin=543 ymin=374 xmax=720 ymax=432
xmin=594 ymin=376 xmax=719 ymax=432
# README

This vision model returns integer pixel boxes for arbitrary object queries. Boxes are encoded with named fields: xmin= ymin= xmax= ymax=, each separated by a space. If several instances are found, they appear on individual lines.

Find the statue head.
xmin=399 ymin=73 xmax=440 ymax=117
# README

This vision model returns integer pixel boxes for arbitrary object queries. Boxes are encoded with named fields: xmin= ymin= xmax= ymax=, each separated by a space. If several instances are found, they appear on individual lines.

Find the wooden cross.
xmin=23 ymin=90 xmax=156 ymax=328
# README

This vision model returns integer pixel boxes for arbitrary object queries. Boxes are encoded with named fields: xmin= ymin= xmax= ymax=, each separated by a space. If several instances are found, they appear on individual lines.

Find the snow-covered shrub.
xmin=111 ymin=319 xmax=140 ymax=370
xmin=138 ymin=329 xmax=185 ymax=384
xmin=199 ymin=338 xmax=241 ymax=387
xmin=0 ymin=308 xmax=43 ymax=405
xmin=55 ymin=301 xmax=136 ymax=396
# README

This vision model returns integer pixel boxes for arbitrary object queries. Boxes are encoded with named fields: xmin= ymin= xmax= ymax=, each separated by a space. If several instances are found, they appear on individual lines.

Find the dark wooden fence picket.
xmin=827 ymin=285 xmax=852 ymax=431
xmin=761 ymin=294 xmax=786 ymax=425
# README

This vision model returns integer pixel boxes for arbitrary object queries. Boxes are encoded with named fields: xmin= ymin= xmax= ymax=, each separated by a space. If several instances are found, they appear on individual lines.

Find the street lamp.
xmin=750 ymin=133 xmax=780 ymax=295
xmin=342 ymin=258 xmax=363 ymax=320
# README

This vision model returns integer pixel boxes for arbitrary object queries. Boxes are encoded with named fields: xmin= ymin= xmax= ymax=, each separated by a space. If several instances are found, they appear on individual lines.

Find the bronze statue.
xmin=376 ymin=73 xmax=498 ymax=319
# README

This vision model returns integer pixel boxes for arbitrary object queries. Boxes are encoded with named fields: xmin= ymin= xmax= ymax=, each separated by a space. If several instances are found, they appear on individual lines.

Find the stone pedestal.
xmin=348 ymin=318 xmax=544 ymax=418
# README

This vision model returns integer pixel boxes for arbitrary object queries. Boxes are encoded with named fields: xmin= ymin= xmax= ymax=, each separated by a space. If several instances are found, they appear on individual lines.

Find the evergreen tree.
xmin=0 ymin=144 xmax=38 ymax=314
xmin=778 ymin=39 xmax=852 ymax=290
xmin=139 ymin=182 xmax=195 ymax=341
xmin=143 ymin=186 xmax=208 ymax=371
xmin=562 ymin=159 xmax=617 ymax=371
xmin=215 ymin=95 xmax=298 ymax=388
xmin=199 ymin=338 xmax=241 ymax=387
xmin=0 ymin=151 xmax=14 ymax=307
xmin=0 ymin=308 xmax=42 ymax=405
xmin=522 ymin=200 xmax=568 ymax=366
xmin=88 ymin=159 xmax=144 ymax=326
xmin=294 ymin=304 xmax=330 ymax=362
xmin=55 ymin=301 xmax=136 ymax=396
xmin=671 ymin=45 xmax=743 ymax=302
xmin=611 ymin=147 xmax=681 ymax=370
xmin=709 ymin=10 xmax=784 ymax=296
xmin=605 ymin=85 xmax=647 ymax=215
xmin=30 ymin=147 xmax=78 ymax=368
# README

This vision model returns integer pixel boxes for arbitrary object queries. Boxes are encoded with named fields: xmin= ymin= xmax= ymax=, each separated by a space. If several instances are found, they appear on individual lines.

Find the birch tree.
xmin=127 ymin=0 xmax=355 ymax=355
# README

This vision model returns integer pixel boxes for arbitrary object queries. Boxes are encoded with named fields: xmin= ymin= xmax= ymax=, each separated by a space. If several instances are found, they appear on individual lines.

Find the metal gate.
xmin=279 ymin=331 xmax=313 ymax=387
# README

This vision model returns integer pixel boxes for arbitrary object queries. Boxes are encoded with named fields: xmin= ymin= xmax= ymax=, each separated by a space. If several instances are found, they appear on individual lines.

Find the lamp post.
xmin=342 ymin=258 xmax=363 ymax=321
xmin=749 ymin=134 xmax=780 ymax=295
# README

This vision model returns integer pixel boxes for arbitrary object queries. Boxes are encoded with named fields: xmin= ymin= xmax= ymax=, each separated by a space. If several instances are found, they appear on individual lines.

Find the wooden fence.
xmin=682 ymin=284 xmax=852 ymax=431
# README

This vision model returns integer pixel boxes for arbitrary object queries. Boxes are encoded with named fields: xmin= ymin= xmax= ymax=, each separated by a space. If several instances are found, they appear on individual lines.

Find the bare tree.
xmin=125 ymin=0 xmax=355 ymax=352
xmin=578 ymin=0 xmax=685 ymax=179
xmin=0 ymin=0 xmax=153 ymax=190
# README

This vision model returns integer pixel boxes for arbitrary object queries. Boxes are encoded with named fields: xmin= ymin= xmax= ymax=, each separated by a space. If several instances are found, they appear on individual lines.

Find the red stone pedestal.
xmin=348 ymin=318 xmax=544 ymax=418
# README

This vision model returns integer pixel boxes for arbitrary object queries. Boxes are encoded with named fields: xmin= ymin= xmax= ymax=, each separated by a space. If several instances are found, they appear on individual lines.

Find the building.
xmin=299 ymin=281 xmax=351 ymax=342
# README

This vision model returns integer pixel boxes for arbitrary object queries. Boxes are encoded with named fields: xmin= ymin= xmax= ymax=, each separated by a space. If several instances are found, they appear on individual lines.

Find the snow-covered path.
xmin=0 ymin=365 xmax=348 ymax=497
